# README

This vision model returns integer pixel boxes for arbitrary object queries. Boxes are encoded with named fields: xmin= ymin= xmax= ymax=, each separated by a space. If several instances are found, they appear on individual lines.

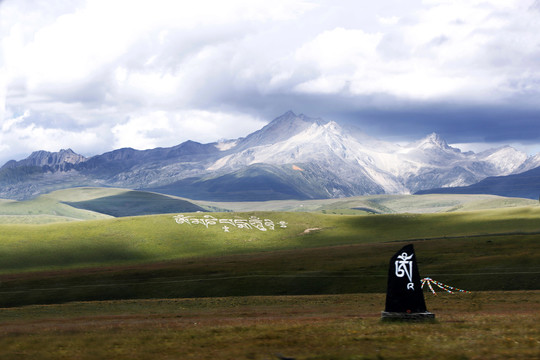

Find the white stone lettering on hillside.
xmin=173 ymin=215 xmax=287 ymax=232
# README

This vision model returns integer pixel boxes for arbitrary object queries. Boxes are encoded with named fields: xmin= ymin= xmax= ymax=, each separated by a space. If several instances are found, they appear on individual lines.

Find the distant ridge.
xmin=1 ymin=149 xmax=86 ymax=171
xmin=416 ymin=166 xmax=540 ymax=200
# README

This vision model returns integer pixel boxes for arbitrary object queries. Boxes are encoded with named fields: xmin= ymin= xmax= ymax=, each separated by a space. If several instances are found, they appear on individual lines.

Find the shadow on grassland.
xmin=64 ymin=191 xmax=206 ymax=217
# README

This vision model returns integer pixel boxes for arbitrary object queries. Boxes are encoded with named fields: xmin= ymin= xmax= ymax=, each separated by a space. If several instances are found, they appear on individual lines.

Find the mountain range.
xmin=1 ymin=111 xmax=539 ymax=201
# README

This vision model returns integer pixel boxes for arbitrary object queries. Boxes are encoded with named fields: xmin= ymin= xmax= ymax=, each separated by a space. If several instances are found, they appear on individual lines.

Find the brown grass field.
xmin=0 ymin=291 xmax=538 ymax=359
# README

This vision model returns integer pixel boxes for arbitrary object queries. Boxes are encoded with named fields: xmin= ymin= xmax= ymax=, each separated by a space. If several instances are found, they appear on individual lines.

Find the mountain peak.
xmin=237 ymin=111 xmax=328 ymax=148
xmin=477 ymin=145 xmax=528 ymax=174
xmin=416 ymin=132 xmax=450 ymax=150
xmin=4 ymin=148 xmax=87 ymax=170
xmin=268 ymin=111 xmax=328 ymax=127
xmin=280 ymin=110 xmax=297 ymax=118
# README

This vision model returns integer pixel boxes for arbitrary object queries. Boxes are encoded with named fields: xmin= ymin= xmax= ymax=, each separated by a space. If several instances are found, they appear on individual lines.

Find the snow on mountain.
xmin=214 ymin=140 xmax=238 ymax=151
xmin=207 ymin=116 xmax=402 ymax=194
xmin=512 ymin=152 xmax=540 ymax=174
xmin=207 ymin=112 xmax=535 ymax=195
xmin=234 ymin=110 xmax=327 ymax=150
xmin=476 ymin=146 xmax=528 ymax=174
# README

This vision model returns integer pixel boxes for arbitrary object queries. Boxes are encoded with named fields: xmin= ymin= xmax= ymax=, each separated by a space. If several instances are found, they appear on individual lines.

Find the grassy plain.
xmin=0 ymin=207 xmax=538 ymax=306
xmin=0 ymin=191 xmax=539 ymax=358
xmin=195 ymin=193 xmax=537 ymax=214
xmin=1 ymin=188 xmax=536 ymax=224
xmin=1 ymin=207 xmax=540 ymax=274
xmin=0 ymin=291 xmax=538 ymax=359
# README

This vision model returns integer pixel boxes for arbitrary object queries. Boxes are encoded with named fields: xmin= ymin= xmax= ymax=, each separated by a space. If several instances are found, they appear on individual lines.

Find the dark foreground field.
xmin=0 ymin=291 xmax=538 ymax=360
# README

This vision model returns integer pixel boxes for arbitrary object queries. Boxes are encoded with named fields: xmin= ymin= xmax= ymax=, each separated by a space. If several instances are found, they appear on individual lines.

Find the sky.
xmin=2 ymin=0 xmax=540 ymax=163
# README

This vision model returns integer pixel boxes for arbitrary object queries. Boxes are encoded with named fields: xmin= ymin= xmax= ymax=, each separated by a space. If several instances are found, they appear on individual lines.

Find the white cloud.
xmin=286 ymin=0 xmax=540 ymax=103
xmin=295 ymin=28 xmax=382 ymax=70
xmin=111 ymin=110 xmax=265 ymax=150
xmin=2 ymin=0 xmax=317 ymax=106
xmin=0 ymin=0 xmax=317 ymax=159
xmin=2 ymin=0 xmax=540 ymax=164
xmin=378 ymin=16 xmax=400 ymax=25
xmin=1 ymin=110 xmax=27 ymax=132
xmin=0 ymin=110 xmax=108 ymax=163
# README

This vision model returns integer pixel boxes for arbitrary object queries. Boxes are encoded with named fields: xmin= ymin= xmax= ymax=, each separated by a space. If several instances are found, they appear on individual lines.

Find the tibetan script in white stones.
xmin=173 ymin=214 xmax=287 ymax=232
xmin=395 ymin=252 xmax=415 ymax=290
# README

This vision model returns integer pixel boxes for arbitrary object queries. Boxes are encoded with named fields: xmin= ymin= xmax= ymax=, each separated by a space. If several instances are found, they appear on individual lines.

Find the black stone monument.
xmin=381 ymin=244 xmax=435 ymax=321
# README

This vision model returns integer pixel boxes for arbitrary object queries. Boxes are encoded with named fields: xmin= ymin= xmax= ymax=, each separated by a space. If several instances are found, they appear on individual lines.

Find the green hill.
xmin=0 ymin=192 xmax=112 ymax=224
xmin=2 ymin=206 xmax=540 ymax=273
xmin=0 ymin=187 xmax=213 ymax=223
xmin=63 ymin=189 xmax=207 ymax=217
xmin=2 ymin=187 xmax=536 ymax=224
xmin=1 ymin=188 xmax=538 ymax=307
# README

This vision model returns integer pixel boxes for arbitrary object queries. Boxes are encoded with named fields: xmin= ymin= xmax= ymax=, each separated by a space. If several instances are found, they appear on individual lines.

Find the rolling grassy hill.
xmin=195 ymin=193 xmax=538 ymax=214
xmin=1 ymin=187 xmax=536 ymax=224
xmin=63 ymin=190 xmax=207 ymax=217
xmin=0 ymin=207 xmax=538 ymax=306
xmin=0 ymin=192 xmax=112 ymax=224
xmin=2 ymin=207 xmax=540 ymax=273
xmin=0 ymin=187 xmax=213 ymax=223
xmin=0 ymin=187 xmax=538 ymax=307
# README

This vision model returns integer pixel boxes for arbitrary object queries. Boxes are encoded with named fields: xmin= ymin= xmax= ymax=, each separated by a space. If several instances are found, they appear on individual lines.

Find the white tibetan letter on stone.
xmin=395 ymin=252 xmax=414 ymax=290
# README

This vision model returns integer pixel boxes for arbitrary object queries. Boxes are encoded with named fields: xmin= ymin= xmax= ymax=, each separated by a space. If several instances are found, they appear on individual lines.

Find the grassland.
xmin=1 ymin=188 xmax=536 ymax=225
xmin=0 ymin=206 xmax=538 ymax=306
xmin=0 ymin=192 xmax=112 ymax=224
xmin=195 ymin=193 xmax=538 ymax=214
xmin=0 ymin=190 xmax=539 ymax=358
xmin=0 ymin=187 xmax=216 ymax=224
xmin=2 ymin=207 xmax=540 ymax=274
xmin=0 ymin=291 xmax=538 ymax=359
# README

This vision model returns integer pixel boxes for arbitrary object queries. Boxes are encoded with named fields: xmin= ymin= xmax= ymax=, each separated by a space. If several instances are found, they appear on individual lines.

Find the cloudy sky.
xmin=2 ymin=0 xmax=540 ymax=163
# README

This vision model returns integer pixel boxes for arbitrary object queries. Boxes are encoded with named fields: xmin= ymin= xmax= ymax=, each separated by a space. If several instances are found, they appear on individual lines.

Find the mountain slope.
xmin=147 ymin=163 xmax=374 ymax=201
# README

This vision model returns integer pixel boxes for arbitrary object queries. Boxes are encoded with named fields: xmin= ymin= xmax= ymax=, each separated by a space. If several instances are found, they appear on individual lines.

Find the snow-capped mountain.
xmin=206 ymin=112 xmax=533 ymax=195
xmin=475 ymin=146 xmax=530 ymax=174
xmin=0 ymin=111 xmax=538 ymax=200
xmin=207 ymin=116 xmax=408 ymax=195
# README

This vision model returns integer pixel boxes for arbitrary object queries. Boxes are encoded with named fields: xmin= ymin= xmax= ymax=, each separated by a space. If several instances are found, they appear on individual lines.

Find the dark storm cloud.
xmin=340 ymin=105 xmax=540 ymax=144
xmin=212 ymin=84 xmax=540 ymax=145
